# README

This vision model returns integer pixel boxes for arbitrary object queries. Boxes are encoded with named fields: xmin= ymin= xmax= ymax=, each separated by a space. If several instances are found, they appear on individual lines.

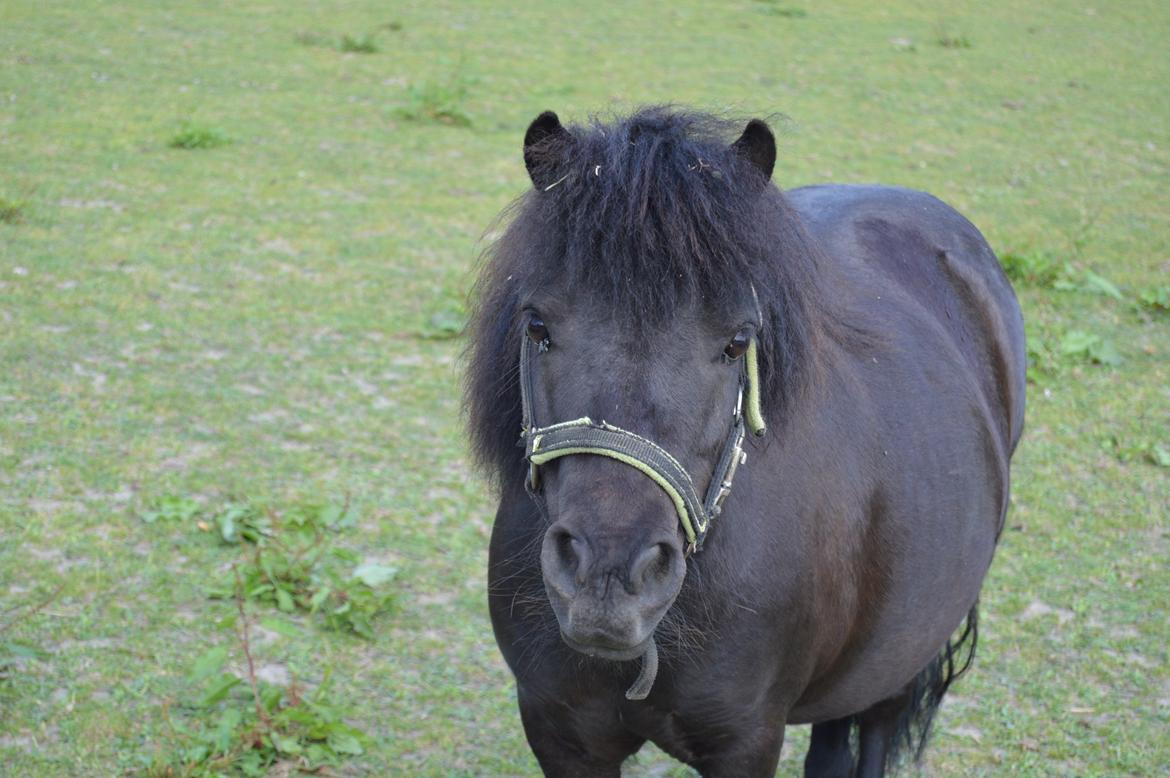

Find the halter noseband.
xmin=518 ymin=330 xmax=766 ymax=555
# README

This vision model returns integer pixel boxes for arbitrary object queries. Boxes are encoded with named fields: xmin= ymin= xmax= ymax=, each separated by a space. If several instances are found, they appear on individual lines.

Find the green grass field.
xmin=2 ymin=1 xmax=1167 ymax=775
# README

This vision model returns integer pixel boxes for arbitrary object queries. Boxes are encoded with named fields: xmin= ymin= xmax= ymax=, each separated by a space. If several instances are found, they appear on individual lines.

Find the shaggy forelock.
xmin=520 ymin=108 xmax=780 ymax=322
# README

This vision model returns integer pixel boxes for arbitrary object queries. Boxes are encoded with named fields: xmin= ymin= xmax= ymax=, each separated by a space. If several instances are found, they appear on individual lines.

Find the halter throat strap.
xmin=518 ymin=336 xmax=765 ymax=554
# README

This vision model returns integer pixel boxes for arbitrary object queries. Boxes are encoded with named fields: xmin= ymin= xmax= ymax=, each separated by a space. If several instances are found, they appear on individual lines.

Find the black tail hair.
xmin=882 ymin=602 xmax=980 ymax=771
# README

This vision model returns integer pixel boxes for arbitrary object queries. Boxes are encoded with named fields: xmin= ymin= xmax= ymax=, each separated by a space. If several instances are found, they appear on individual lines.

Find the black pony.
xmin=466 ymin=108 xmax=1025 ymax=777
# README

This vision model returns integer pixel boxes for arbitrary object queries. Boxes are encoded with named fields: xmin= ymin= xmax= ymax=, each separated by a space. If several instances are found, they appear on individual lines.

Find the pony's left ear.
xmin=732 ymin=119 xmax=776 ymax=181
xmin=523 ymin=110 xmax=574 ymax=190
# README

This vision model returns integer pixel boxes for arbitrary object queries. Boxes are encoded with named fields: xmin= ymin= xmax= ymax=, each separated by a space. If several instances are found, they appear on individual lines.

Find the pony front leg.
xmin=688 ymin=722 xmax=787 ymax=778
xmin=516 ymin=684 xmax=644 ymax=777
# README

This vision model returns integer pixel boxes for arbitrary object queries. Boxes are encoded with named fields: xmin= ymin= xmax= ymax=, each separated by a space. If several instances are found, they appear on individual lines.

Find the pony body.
xmin=466 ymin=108 xmax=1025 ymax=777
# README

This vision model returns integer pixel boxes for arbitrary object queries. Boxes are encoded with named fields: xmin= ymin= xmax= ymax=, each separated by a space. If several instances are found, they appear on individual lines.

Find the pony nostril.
xmin=550 ymin=528 xmax=590 ymax=584
xmin=629 ymin=542 xmax=675 ymax=593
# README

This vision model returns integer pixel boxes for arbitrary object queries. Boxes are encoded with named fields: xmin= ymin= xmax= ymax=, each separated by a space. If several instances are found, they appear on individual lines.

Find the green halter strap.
xmin=519 ymin=335 xmax=765 ymax=554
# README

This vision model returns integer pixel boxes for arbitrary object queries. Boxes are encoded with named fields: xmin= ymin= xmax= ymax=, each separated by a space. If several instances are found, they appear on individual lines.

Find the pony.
xmin=465 ymin=107 xmax=1025 ymax=777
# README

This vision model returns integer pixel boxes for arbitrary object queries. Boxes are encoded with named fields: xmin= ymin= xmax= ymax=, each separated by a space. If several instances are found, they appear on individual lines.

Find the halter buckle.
xmin=709 ymin=430 xmax=746 ymax=518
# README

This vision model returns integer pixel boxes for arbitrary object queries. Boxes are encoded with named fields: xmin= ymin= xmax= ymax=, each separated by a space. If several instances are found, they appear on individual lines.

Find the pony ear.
xmin=732 ymin=119 xmax=776 ymax=181
xmin=523 ymin=111 xmax=573 ymax=190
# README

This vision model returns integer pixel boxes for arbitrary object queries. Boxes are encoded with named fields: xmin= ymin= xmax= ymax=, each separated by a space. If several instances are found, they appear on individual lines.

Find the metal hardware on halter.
xmin=708 ymin=432 xmax=746 ymax=520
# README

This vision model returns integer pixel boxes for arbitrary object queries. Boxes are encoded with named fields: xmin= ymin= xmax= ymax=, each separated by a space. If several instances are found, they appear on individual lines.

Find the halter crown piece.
xmin=517 ymin=326 xmax=766 ymax=556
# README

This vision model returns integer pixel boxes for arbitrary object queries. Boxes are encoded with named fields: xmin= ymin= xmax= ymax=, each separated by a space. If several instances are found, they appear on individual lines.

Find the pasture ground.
xmin=2 ymin=1 xmax=1168 ymax=775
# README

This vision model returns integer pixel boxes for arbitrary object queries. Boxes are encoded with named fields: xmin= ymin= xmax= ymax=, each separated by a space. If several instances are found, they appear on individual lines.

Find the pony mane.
xmin=465 ymin=107 xmax=845 ymax=486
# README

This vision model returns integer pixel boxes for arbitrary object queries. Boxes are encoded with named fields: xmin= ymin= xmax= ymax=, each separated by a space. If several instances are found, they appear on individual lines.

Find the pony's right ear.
xmin=523 ymin=111 xmax=573 ymax=190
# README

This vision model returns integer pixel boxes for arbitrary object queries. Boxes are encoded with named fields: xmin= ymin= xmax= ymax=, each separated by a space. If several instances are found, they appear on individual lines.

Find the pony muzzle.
xmin=540 ymin=518 xmax=684 ymax=659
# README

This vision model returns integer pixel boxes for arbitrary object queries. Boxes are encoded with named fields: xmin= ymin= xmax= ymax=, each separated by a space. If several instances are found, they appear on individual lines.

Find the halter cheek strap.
xmin=518 ymin=336 xmax=765 ymax=554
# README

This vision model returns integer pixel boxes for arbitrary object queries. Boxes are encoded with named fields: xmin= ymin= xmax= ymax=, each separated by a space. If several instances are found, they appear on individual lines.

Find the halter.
xmin=518 ymin=328 xmax=766 ymax=555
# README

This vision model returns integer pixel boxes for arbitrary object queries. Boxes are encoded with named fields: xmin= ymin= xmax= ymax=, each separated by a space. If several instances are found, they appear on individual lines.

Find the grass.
xmin=397 ymin=68 xmax=475 ymax=127
xmin=0 ymin=196 xmax=26 ymax=224
xmin=338 ymin=33 xmax=379 ymax=55
xmin=168 ymin=122 xmax=230 ymax=150
xmin=754 ymin=2 xmax=808 ymax=19
xmin=1138 ymin=285 xmax=1170 ymax=315
xmin=934 ymin=22 xmax=973 ymax=49
xmin=1 ymin=0 xmax=1168 ymax=775
xmin=295 ymin=30 xmax=384 ymax=54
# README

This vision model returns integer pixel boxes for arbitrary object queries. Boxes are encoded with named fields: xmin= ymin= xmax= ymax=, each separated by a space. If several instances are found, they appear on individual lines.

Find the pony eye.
xmin=723 ymin=328 xmax=751 ymax=360
xmin=526 ymin=314 xmax=549 ymax=345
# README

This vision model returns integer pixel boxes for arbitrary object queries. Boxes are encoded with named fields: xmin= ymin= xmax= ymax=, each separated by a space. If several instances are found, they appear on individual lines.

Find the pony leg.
xmin=516 ymin=686 xmax=643 ymax=778
xmin=691 ymin=724 xmax=786 ymax=778
xmin=803 ymin=717 xmax=854 ymax=778
xmin=853 ymin=690 xmax=913 ymax=778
